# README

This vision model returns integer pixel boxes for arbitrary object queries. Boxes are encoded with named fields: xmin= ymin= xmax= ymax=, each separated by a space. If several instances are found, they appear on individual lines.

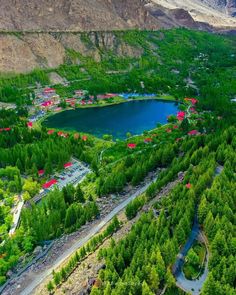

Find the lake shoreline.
xmin=41 ymin=98 xmax=179 ymax=140
xmin=40 ymin=95 xmax=178 ymax=129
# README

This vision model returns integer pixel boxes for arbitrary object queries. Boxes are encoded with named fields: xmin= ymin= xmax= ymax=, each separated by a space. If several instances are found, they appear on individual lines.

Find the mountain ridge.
xmin=0 ymin=0 xmax=236 ymax=32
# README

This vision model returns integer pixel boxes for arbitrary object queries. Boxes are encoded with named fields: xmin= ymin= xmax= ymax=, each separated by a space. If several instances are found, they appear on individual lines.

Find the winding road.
xmin=19 ymin=179 xmax=155 ymax=295
xmin=173 ymin=165 xmax=223 ymax=294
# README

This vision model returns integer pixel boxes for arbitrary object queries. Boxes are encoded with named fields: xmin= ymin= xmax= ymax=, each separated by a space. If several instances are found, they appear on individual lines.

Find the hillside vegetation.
xmin=0 ymin=29 xmax=235 ymax=295
xmin=1 ymin=29 xmax=236 ymax=114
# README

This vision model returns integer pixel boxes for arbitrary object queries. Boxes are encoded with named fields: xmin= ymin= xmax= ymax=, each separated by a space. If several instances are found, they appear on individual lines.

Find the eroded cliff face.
xmin=0 ymin=0 xmax=160 ymax=31
xmin=1 ymin=0 xmax=235 ymax=32
xmin=0 ymin=0 xmax=236 ymax=74
xmin=0 ymin=32 xmax=144 ymax=73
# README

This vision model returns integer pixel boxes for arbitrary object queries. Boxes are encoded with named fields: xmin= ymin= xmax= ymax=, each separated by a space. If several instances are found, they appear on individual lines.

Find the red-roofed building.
xmin=43 ymin=179 xmax=57 ymax=189
xmin=27 ymin=122 xmax=33 ymax=128
xmin=185 ymin=98 xmax=198 ymax=105
xmin=75 ymin=90 xmax=85 ymax=97
xmin=43 ymin=88 xmax=55 ymax=94
xmin=0 ymin=127 xmax=11 ymax=132
xmin=177 ymin=111 xmax=185 ymax=121
xmin=166 ymin=128 xmax=172 ymax=133
xmin=47 ymin=129 xmax=55 ymax=135
xmin=144 ymin=138 xmax=152 ymax=143
xmin=64 ymin=162 xmax=72 ymax=169
xmin=82 ymin=135 xmax=88 ymax=141
xmin=38 ymin=170 xmax=45 ymax=176
xmin=57 ymin=131 xmax=68 ymax=138
xmin=186 ymin=183 xmax=192 ymax=189
xmin=127 ymin=143 xmax=137 ymax=149
xmin=97 ymin=93 xmax=117 ymax=100
xmin=41 ymin=100 xmax=53 ymax=108
xmin=188 ymin=130 xmax=199 ymax=136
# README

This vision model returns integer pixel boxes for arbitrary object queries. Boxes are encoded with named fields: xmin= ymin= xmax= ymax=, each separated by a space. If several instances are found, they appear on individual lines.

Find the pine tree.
xmin=75 ymin=184 xmax=85 ymax=203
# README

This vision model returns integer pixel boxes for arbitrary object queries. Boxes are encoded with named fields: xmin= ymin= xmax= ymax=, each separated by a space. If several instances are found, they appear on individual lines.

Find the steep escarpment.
xmin=0 ymin=0 xmax=159 ymax=31
xmin=1 ymin=0 xmax=236 ymax=32
xmin=0 ymin=32 xmax=145 ymax=73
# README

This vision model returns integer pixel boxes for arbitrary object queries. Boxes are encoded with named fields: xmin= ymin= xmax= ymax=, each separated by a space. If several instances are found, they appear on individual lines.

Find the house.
xmin=57 ymin=131 xmax=68 ymax=138
xmin=97 ymin=93 xmax=117 ymax=100
xmin=80 ymin=100 xmax=86 ymax=105
xmin=43 ymin=179 xmax=57 ymax=189
xmin=144 ymin=138 xmax=152 ymax=143
xmin=38 ymin=170 xmax=45 ymax=177
xmin=27 ymin=122 xmax=33 ymax=128
xmin=0 ymin=128 xmax=11 ymax=132
xmin=127 ymin=143 xmax=137 ymax=149
xmin=41 ymin=100 xmax=54 ymax=110
xmin=188 ymin=130 xmax=199 ymax=136
xmin=43 ymin=88 xmax=56 ymax=96
xmin=75 ymin=90 xmax=88 ymax=98
xmin=64 ymin=162 xmax=72 ymax=169
xmin=47 ymin=129 xmax=55 ymax=135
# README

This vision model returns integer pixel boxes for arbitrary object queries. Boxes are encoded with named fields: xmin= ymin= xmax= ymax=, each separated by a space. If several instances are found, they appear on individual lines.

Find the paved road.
xmin=9 ymin=196 xmax=24 ymax=236
xmin=173 ymin=166 xmax=223 ymax=294
xmin=20 ymin=179 xmax=155 ymax=295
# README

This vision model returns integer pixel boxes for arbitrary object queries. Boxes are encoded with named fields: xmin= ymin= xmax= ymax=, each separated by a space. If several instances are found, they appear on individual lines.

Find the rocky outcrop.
xmin=0 ymin=32 xmax=144 ymax=73
xmin=1 ymin=0 xmax=235 ymax=32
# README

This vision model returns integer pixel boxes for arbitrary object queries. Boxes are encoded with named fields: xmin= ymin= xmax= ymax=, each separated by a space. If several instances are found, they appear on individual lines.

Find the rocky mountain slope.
xmin=0 ymin=0 xmax=236 ymax=74
xmin=0 ymin=0 xmax=236 ymax=31
xmin=151 ymin=0 xmax=236 ymax=27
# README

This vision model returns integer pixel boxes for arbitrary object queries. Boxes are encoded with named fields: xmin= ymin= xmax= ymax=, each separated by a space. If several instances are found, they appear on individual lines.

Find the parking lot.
xmin=54 ymin=160 xmax=90 ymax=190
xmin=32 ymin=159 xmax=91 ymax=204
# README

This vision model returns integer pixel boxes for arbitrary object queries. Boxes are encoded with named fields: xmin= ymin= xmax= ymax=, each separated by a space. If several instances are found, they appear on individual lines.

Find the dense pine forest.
xmin=0 ymin=29 xmax=235 ymax=295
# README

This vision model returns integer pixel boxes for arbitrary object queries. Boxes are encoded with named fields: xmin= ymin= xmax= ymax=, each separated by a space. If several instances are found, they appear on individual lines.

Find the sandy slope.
xmin=151 ymin=0 xmax=236 ymax=27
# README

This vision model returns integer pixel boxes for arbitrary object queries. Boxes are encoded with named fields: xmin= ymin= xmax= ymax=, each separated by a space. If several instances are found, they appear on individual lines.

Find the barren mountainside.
xmin=0 ymin=0 xmax=236 ymax=31
xmin=0 ymin=0 xmax=236 ymax=74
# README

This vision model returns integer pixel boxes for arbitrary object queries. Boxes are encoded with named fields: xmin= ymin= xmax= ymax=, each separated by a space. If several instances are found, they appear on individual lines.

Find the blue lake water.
xmin=43 ymin=99 xmax=179 ymax=139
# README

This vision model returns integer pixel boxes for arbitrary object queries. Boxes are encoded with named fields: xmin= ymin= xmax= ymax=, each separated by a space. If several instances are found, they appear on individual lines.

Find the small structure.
xmin=82 ymin=135 xmax=88 ymax=141
xmin=177 ymin=111 xmax=185 ymax=121
xmin=188 ymin=130 xmax=199 ymax=136
xmin=38 ymin=170 xmax=45 ymax=177
xmin=43 ymin=179 xmax=57 ymax=189
xmin=0 ymin=128 xmax=11 ymax=132
xmin=97 ymin=93 xmax=117 ymax=100
xmin=27 ymin=122 xmax=33 ymax=128
xmin=47 ymin=129 xmax=55 ymax=135
xmin=186 ymin=183 xmax=192 ymax=189
xmin=57 ymin=131 xmax=68 ymax=138
xmin=127 ymin=143 xmax=137 ymax=149
xmin=64 ymin=162 xmax=72 ymax=169
xmin=75 ymin=90 xmax=86 ymax=98
xmin=43 ymin=88 xmax=56 ymax=95
xmin=144 ymin=138 xmax=152 ymax=143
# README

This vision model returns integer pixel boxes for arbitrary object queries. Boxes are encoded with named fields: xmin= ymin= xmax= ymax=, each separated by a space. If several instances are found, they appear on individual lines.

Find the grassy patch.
xmin=183 ymin=241 xmax=206 ymax=280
